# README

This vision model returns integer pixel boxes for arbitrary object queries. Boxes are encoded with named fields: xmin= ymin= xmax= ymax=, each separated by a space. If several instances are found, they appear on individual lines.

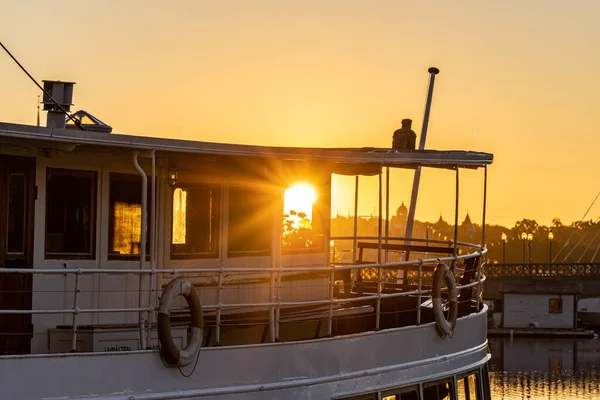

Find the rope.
xmin=178 ymin=345 xmax=201 ymax=378
xmin=158 ymin=338 xmax=202 ymax=378
xmin=0 ymin=40 xmax=85 ymax=130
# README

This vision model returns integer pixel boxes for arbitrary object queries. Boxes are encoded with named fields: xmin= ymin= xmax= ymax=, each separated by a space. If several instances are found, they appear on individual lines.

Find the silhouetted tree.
xmin=283 ymin=210 xmax=316 ymax=249
xmin=514 ymin=219 xmax=539 ymax=233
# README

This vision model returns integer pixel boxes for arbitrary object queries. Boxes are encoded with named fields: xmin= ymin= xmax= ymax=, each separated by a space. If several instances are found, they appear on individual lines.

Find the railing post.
xmin=269 ymin=271 xmax=276 ymax=343
xmin=276 ymin=264 xmax=282 ymax=341
xmin=476 ymin=256 xmax=483 ymax=311
xmin=352 ymin=175 xmax=359 ymax=289
xmin=71 ymin=268 xmax=82 ymax=352
xmin=481 ymin=166 xmax=488 ymax=247
xmin=375 ymin=167 xmax=383 ymax=331
xmin=452 ymin=166 xmax=459 ymax=275
xmin=385 ymin=167 xmax=390 ymax=280
xmin=216 ymin=266 xmax=223 ymax=345
xmin=417 ymin=259 xmax=422 ymax=325
xmin=328 ymin=264 xmax=335 ymax=336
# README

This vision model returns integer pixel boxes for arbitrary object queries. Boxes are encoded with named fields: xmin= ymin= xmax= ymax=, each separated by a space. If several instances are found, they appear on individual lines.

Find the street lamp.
xmin=330 ymin=240 xmax=336 ymax=264
xmin=521 ymin=231 xmax=527 ymax=264
xmin=548 ymin=230 xmax=554 ymax=263
xmin=527 ymin=233 xmax=533 ymax=263
xmin=501 ymin=233 xmax=507 ymax=263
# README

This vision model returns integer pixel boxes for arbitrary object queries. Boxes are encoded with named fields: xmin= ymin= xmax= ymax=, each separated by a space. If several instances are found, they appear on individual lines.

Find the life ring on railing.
xmin=432 ymin=262 xmax=458 ymax=338
xmin=158 ymin=277 xmax=204 ymax=367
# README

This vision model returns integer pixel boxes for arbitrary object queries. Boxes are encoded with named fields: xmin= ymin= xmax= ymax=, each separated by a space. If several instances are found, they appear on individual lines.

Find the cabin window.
xmin=283 ymin=183 xmax=324 ymax=253
xmin=549 ymin=298 xmax=563 ymax=314
xmin=108 ymin=173 xmax=151 ymax=258
xmin=337 ymin=394 xmax=376 ymax=400
xmin=227 ymin=185 xmax=274 ymax=256
xmin=171 ymin=184 xmax=220 ymax=258
xmin=45 ymin=168 xmax=96 ymax=258
xmin=423 ymin=380 xmax=454 ymax=400
xmin=381 ymin=386 xmax=419 ymax=400
xmin=7 ymin=174 xmax=26 ymax=255
xmin=457 ymin=373 xmax=480 ymax=400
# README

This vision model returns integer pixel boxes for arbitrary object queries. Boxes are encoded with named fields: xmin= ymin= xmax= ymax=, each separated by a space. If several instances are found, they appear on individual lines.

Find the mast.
xmin=403 ymin=67 xmax=439 ymax=242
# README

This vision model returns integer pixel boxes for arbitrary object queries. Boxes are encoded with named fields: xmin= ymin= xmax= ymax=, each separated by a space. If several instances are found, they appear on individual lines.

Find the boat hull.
xmin=578 ymin=311 xmax=600 ymax=327
xmin=0 ymin=306 xmax=489 ymax=399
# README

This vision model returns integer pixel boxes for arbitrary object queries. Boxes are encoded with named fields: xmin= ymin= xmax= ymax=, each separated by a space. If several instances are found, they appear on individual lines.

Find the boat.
xmin=0 ymin=76 xmax=494 ymax=399
xmin=578 ymin=298 xmax=600 ymax=327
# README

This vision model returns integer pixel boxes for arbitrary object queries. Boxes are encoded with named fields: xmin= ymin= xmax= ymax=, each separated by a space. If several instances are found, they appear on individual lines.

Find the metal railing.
xmin=0 ymin=241 xmax=487 ymax=354
xmin=485 ymin=262 xmax=600 ymax=278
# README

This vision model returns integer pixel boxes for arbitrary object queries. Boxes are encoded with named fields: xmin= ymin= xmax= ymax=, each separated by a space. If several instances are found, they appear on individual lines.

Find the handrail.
xmin=485 ymin=262 xmax=600 ymax=278
xmin=0 ymin=245 xmax=487 ymax=353
xmin=0 ymin=252 xmax=485 ymax=275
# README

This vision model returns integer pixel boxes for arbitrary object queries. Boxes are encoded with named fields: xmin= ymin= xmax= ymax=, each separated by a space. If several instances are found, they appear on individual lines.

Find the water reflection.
xmin=489 ymin=337 xmax=600 ymax=399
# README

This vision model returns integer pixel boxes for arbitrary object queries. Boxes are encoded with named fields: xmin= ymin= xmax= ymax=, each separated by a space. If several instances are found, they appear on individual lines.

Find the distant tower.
xmin=462 ymin=212 xmax=476 ymax=234
xmin=396 ymin=201 xmax=408 ymax=225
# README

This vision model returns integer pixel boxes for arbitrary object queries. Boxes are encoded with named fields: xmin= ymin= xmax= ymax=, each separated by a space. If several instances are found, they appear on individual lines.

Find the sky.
xmin=1 ymin=1 xmax=600 ymax=228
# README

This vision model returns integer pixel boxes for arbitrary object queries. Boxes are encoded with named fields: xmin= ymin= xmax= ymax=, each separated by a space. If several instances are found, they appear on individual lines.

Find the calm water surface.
xmin=488 ymin=337 xmax=600 ymax=400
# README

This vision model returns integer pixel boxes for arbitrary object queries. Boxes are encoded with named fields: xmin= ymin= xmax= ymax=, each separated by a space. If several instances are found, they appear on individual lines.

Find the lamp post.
xmin=501 ymin=233 xmax=507 ymax=263
xmin=330 ymin=240 xmax=336 ymax=264
xmin=548 ymin=230 xmax=554 ymax=263
xmin=527 ymin=233 xmax=533 ymax=263
xmin=521 ymin=231 xmax=527 ymax=264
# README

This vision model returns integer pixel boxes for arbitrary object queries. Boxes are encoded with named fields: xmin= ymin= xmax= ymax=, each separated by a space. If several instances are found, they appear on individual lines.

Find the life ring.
xmin=158 ymin=277 xmax=204 ymax=367
xmin=432 ymin=262 xmax=458 ymax=338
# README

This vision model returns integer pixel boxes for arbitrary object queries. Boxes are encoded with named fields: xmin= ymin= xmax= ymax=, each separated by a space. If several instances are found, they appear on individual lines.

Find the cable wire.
xmin=577 ymin=226 xmax=600 ymax=263
xmin=561 ymin=216 xmax=600 ymax=263
xmin=553 ymin=187 xmax=600 ymax=261
xmin=0 ymin=40 xmax=85 ymax=130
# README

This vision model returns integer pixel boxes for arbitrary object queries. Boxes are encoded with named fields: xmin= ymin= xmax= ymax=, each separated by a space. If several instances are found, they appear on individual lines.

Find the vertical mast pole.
xmin=404 ymin=67 xmax=440 ymax=242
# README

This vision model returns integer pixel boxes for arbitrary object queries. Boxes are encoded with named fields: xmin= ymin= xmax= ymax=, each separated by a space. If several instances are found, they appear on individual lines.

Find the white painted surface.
xmin=503 ymin=294 xmax=575 ymax=329
xmin=0 ymin=308 xmax=489 ymax=400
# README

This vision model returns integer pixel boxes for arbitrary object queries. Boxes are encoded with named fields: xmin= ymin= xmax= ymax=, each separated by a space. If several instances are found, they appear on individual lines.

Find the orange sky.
xmin=2 ymin=1 xmax=600 ymax=227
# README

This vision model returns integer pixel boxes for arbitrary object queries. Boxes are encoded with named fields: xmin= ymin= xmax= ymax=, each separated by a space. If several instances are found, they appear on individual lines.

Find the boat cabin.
xmin=0 ymin=113 xmax=492 ymax=357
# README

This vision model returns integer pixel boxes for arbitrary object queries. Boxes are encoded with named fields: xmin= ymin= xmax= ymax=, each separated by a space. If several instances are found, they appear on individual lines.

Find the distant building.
xmin=396 ymin=202 xmax=408 ymax=224
xmin=389 ymin=201 xmax=408 ymax=237
xmin=462 ymin=213 xmax=475 ymax=234
xmin=500 ymin=283 xmax=581 ymax=329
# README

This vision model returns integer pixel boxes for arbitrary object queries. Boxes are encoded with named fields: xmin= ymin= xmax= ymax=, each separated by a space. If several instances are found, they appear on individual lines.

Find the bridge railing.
xmin=485 ymin=263 xmax=600 ymax=278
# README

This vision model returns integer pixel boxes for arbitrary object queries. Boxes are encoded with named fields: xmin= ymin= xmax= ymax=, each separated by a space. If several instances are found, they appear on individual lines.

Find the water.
xmin=488 ymin=337 xmax=600 ymax=400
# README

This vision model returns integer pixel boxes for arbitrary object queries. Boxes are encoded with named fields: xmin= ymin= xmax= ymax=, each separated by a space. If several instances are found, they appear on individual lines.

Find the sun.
xmin=284 ymin=183 xmax=317 ymax=221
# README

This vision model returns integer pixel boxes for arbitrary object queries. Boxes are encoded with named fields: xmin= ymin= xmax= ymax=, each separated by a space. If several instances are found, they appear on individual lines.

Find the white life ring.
xmin=158 ymin=278 xmax=204 ymax=367
xmin=432 ymin=262 xmax=458 ymax=338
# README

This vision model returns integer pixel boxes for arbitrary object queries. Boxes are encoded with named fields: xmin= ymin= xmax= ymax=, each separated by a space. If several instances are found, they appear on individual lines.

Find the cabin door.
xmin=0 ymin=155 xmax=35 ymax=354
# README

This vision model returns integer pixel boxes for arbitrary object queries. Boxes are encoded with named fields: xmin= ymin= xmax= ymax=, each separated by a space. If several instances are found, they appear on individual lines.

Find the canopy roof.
xmin=0 ymin=121 xmax=493 ymax=172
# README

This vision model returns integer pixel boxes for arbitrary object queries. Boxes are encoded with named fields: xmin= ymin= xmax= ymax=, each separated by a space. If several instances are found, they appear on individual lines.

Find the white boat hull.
xmin=0 ymin=307 xmax=489 ymax=399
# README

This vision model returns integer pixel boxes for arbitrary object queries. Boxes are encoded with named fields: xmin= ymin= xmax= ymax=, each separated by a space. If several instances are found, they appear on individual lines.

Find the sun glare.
xmin=284 ymin=183 xmax=317 ymax=221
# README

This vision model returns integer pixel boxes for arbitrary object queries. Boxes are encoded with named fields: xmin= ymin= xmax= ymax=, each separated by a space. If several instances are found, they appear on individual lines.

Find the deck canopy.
xmin=0 ymin=122 xmax=493 ymax=175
